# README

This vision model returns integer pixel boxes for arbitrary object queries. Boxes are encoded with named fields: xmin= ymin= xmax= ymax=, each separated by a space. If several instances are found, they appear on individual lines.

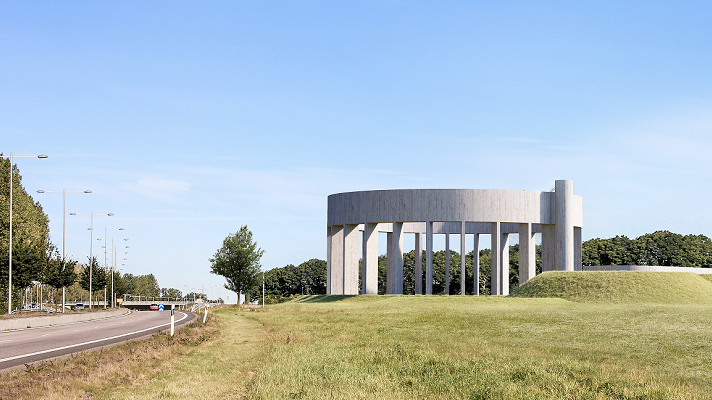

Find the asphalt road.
xmin=0 ymin=309 xmax=196 ymax=371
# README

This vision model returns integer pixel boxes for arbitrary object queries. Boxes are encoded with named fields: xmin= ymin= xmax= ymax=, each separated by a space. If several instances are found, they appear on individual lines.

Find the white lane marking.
xmin=41 ymin=334 xmax=51 ymax=337
xmin=0 ymin=340 xmax=11 ymax=343
xmin=0 ymin=312 xmax=190 ymax=364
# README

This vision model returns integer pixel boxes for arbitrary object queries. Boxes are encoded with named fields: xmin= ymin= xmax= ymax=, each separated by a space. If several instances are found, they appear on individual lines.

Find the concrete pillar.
xmin=426 ymin=221 xmax=433 ymax=295
xmin=460 ymin=221 xmax=466 ymax=295
xmin=519 ymin=223 xmax=536 ymax=285
xmin=363 ymin=223 xmax=378 ymax=294
xmin=574 ymin=227 xmax=582 ymax=271
xmin=386 ymin=232 xmax=393 ymax=294
xmin=414 ymin=232 xmax=422 ymax=295
xmin=330 ymin=225 xmax=344 ymax=295
xmin=500 ymin=232 xmax=510 ymax=296
xmin=491 ymin=223 xmax=500 ymax=295
xmin=555 ymin=180 xmax=574 ymax=271
xmin=327 ymin=226 xmax=331 ymax=295
xmin=491 ymin=222 xmax=509 ymax=295
xmin=541 ymin=224 xmax=555 ymax=272
xmin=445 ymin=233 xmax=450 ymax=295
xmin=391 ymin=222 xmax=404 ymax=295
xmin=473 ymin=233 xmax=480 ymax=295
xmin=343 ymin=224 xmax=359 ymax=295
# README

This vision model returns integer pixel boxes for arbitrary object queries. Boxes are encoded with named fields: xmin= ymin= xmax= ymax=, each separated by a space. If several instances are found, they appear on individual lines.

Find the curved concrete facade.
xmin=326 ymin=180 xmax=583 ymax=295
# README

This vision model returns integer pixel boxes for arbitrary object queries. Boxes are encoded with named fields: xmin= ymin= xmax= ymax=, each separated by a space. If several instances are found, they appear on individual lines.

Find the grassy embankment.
xmin=7 ymin=271 xmax=712 ymax=399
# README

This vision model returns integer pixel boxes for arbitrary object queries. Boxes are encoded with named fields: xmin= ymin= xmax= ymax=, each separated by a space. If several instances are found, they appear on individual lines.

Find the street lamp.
xmin=98 ymin=237 xmax=128 ymax=308
xmin=96 ymin=229 xmax=125 ymax=309
xmin=69 ymin=212 xmax=114 ymax=309
xmin=2 ymin=152 xmax=48 ymax=314
xmin=36 ymin=189 xmax=91 ymax=312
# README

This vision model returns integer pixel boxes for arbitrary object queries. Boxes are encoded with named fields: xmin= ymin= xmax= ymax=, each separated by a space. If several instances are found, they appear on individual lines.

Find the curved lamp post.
xmin=36 ymin=189 xmax=91 ymax=312
xmin=98 ymin=237 xmax=128 ymax=308
xmin=69 ymin=212 xmax=114 ymax=309
xmin=94 ymin=229 xmax=124 ymax=308
xmin=2 ymin=153 xmax=48 ymax=314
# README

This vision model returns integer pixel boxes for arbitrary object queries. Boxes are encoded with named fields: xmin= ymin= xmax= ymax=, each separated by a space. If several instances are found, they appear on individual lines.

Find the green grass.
xmin=510 ymin=271 xmax=712 ymax=304
xmin=95 ymin=273 xmax=712 ymax=399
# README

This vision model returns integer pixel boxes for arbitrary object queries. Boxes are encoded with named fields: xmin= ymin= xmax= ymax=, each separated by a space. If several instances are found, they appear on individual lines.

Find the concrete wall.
xmin=327 ymin=181 xmax=583 ymax=295
xmin=0 ymin=308 xmax=128 ymax=331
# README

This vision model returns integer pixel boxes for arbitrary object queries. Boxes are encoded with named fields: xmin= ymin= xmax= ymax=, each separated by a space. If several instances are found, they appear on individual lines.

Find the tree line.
xmin=259 ymin=231 xmax=712 ymax=299
xmin=1 ymin=156 xmax=179 ymax=312
xmin=582 ymin=231 xmax=712 ymax=267
xmin=252 ymin=245 xmax=544 ymax=301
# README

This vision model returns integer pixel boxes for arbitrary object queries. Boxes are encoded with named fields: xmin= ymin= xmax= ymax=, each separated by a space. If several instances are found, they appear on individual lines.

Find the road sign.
xmin=158 ymin=304 xmax=164 ymax=311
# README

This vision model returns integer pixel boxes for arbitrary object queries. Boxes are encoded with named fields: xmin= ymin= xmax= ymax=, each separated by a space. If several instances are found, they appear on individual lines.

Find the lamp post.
xmin=98 ymin=237 xmax=128 ymax=308
xmin=36 ymin=189 xmax=91 ymax=313
xmin=69 ymin=212 xmax=113 ymax=309
xmin=95 ymin=229 xmax=125 ymax=308
xmin=2 ymin=152 xmax=48 ymax=314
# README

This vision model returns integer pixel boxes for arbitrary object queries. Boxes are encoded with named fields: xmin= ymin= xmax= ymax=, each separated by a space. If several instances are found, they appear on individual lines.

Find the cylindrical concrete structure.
xmin=555 ymin=180 xmax=574 ymax=272
xmin=326 ymin=182 xmax=583 ymax=295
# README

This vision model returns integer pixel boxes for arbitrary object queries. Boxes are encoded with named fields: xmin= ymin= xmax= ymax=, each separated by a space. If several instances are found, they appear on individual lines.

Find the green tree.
xmin=582 ymin=231 xmax=712 ymax=268
xmin=80 ymin=256 xmax=107 ymax=306
xmin=42 ymin=247 xmax=78 ymax=306
xmin=210 ymin=225 xmax=264 ymax=303
xmin=0 ymin=155 xmax=52 ymax=312
xmin=161 ymin=287 xmax=183 ymax=299
xmin=123 ymin=273 xmax=160 ymax=298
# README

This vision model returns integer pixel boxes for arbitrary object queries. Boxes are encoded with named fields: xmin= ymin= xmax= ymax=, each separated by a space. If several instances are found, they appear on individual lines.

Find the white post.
xmin=262 ymin=272 xmax=265 ymax=308
xmin=203 ymin=304 xmax=208 ymax=324
xmin=170 ymin=304 xmax=175 ymax=336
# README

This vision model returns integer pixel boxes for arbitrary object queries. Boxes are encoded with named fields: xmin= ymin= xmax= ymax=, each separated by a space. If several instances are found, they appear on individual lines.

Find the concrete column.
xmin=574 ymin=227 xmax=582 ymax=271
xmin=363 ymin=223 xmax=378 ymax=294
xmin=386 ymin=232 xmax=393 ymax=294
xmin=473 ymin=233 xmax=480 ymax=295
xmin=519 ymin=223 xmax=536 ymax=285
xmin=327 ymin=226 xmax=331 ymax=295
xmin=414 ymin=232 xmax=422 ymax=295
xmin=330 ymin=225 xmax=344 ymax=295
xmin=541 ymin=224 xmax=555 ymax=272
xmin=491 ymin=222 xmax=510 ymax=295
xmin=445 ymin=233 xmax=450 ymax=295
xmin=555 ymin=180 xmax=574 ymax=271
xmin=391 ymin=222 xmax=404 ymax=295
xmin=491 ymin=223 xmax=500 ymax=295
xmin=343 ymin=224 xmax=359 ymax=295
xmin=500 ymin=232 xmax=510 ymax=296
xmin=460 ymin=221 xmax=466 ymax=295
xmin=426 ymin=221 xmax=433 ymax=295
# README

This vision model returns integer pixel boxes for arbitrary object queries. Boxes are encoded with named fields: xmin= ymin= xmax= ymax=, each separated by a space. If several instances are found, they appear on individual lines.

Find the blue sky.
xmin=2 ymin=1 xmax=711 ymax=300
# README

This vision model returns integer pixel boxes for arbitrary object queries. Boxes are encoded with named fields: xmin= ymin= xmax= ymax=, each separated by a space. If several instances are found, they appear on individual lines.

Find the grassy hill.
xmin=510 ymin=271 xmax=712 ymax=303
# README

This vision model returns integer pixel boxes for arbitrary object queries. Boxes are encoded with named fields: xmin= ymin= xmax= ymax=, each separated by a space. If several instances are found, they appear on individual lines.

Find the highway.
xmin=0 ymin=309 xmax=196 ymax=371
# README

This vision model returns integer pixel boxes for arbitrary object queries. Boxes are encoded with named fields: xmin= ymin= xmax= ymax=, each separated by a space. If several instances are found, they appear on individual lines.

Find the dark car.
xmin=150 ymin=303 xmax=159 ymax=310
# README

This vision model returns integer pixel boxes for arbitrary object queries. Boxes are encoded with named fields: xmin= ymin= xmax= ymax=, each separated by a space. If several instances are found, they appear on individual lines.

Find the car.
xmin=74 ymin=303 xmax=84 ymax=310
xmin=149 ymin=304 xmax=159 ymax=310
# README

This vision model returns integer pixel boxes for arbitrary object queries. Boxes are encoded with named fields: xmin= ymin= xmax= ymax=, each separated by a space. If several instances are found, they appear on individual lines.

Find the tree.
xmin=161 ymin=287 xmax=182 ymax=299
xmin=0 ymin=155 xmax=52 ymax=312
xmin=42 ymin=247 xmax=78 ymax=305
xmin=210 ymin=225 xmax=264 ymax=303
xmin=80 ymin=256 xmax=107 ymax=306
xmin=123 ymin=273 xmax=160 ymax=298
xmin=582 ymin=231 xmax=712 ymax=268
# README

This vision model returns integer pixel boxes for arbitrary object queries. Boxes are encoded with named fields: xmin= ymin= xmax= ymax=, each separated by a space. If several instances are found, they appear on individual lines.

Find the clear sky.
xmin=2 ymin=1 xmax=711 ymax=301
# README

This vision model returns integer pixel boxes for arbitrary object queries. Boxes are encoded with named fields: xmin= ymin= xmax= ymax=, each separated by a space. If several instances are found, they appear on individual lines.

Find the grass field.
xmin=97 ymin=272 xmax=712 ymax=399
xmin=7 ymin=272 xmax=712 ymax=399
